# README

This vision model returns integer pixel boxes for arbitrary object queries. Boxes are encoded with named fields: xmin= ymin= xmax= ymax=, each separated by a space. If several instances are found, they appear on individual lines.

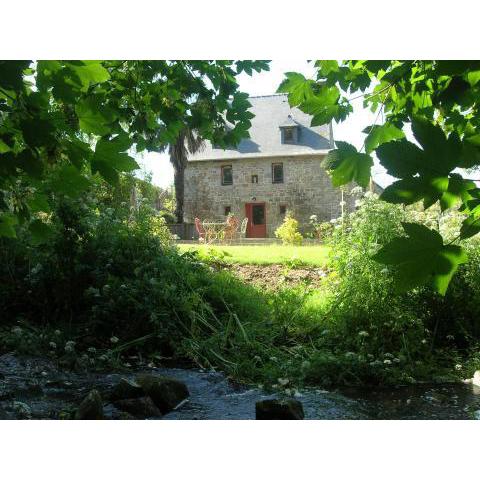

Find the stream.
xmin=1 ymin=353 xmax=479 ymax=420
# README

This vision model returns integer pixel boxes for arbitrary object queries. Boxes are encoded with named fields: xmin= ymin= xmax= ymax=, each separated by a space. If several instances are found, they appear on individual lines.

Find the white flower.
xmin=383 ymin=359 xmax=392 ymax=365
xmin=87 ymin=347 xmax=97 ymax=354
xmin=253 ymin=355 xmax=261 ymax=362
xmin=355 ymin=199 xmax=363 ymax=208
xmin=64 ymin=340 xmax=76 ymax=353
xmin=421 ymin=339 xmax=428 ymax=345
xmin=455 ymin=364 xmax=462 ymax=371
xmin=49 ymin=342 xmax=57 ymax=349
xmin=339 ymin=200 xmax=347 ymax=207
xmin=110 ymin=336 xmax=119 ymax=344
xmin=310 ymin=214 xmax=318 ymax=221
xmin=358 ymin=331 xmax=369 ymax=337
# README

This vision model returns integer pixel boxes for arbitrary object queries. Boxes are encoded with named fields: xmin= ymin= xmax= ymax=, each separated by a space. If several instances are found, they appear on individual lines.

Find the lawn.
xmin=177 ymin=243 xmax=330 ymax=267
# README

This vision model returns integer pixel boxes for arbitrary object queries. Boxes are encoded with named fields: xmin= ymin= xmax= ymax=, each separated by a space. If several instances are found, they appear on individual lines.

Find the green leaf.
xmin=20 ymin=118 xmax=55 ymax=148
xmin=277 ymin=72 xmax=314 ymax=105
xmin=375 ymin=139 xmax=423 ymax=177
xmin=373 ymin=222 xmax=467 ymax=295
xmin=324 ymin=142 xmax=373 ymax=188
xmin=0 ymin=60 xmax=31 ymax=90
xmin=51 ymin=165 xmax=90 ymax=197
xmin=411 ymin=117 xmax=459 ymax=175
xmin=75 ymin=96 xmax=116 ymax=135
xmin=460 ymin=215 xmax=480 ymax=240
xmin=67 ymin=61 xmax=110 ymax=90
xmin=27 ymin=192 xmax=51 ymax=213
xmin=29 ymin=219 xmax=54 ymax=245
xmin=92 ymin=134 xmax=139 ymax=184
xmin=16 ymin=150 xmax=44 ymax=178
xmin=381 ymin=176 xmax=448 ymax=208
xmin=363 ymin=123 xmax=405 ymax=154
xmin=0 ymin=213 xmax=18 ymax=238
xmin=439 ymin=174 xmax=475 ymax=210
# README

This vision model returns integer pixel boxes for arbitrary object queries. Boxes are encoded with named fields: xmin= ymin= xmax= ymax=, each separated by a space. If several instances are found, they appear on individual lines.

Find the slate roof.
xmin=189 ymin=93 xmax=334 ymax=161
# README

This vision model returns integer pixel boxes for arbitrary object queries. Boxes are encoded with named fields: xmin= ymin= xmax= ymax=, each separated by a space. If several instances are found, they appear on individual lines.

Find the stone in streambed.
xmin=135 ymin=374 xmax=189 ymax=414
xmin=113 ymin=397 xmax=162 ymax=419
xmin=255 ymin=399 xmax=305 ymax=420
xmin=110 ymin=378 xmax=144 ymax=401
xmin=75 ymin=389 xmax=104 ymax=420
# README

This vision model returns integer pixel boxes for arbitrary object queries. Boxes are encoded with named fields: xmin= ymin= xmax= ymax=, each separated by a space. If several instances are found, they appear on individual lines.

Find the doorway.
xmin=245 ymin=202 xmax=266 ymax=238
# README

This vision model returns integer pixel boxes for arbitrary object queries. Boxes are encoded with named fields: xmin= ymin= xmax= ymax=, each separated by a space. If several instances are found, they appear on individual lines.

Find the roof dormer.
xmin=279 ymin=115 xmax=299 ymax=144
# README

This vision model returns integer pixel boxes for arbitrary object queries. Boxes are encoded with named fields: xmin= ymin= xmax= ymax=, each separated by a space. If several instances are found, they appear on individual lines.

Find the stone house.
xmin=184 ymin=93 xmax=359 ymax=238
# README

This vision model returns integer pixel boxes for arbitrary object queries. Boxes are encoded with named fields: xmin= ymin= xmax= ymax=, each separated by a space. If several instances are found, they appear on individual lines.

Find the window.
xmin=251 ymin=174 xmax=258 ymax=184
xmin=252 ymin=205 xmax=265 ymax=225
xmin=272 ymin=163 xmax=284 ymax=183
xmin=283 ymin=127 xmax=294 ymax=143
xmin=221 ymin=165 xmax=233 ymax=185
xmin=279 ymin=205 xmax=287 ymax=215
xmin=224 ymin=206 xmax=231 ymax=216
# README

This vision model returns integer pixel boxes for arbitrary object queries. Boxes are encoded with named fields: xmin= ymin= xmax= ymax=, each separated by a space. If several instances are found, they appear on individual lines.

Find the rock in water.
xmin=136 ymin=374 xmax=189 ymax=414
xmin=473 ymin=371 xmax=480 ymax=387
xmin=114 ymin=397 xmax=162 ymax=419
xmin=255 ymin=399 xmax=305 ymax=420
xmin=110 ymin=378 xmax=144 ymax=401
xmin=75 ymin=389 xmax=104 ymax=420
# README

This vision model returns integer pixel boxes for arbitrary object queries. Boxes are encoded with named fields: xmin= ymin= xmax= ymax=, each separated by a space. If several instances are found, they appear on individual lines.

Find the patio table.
xmin=202 ymin=221 xmax=228 ymax=244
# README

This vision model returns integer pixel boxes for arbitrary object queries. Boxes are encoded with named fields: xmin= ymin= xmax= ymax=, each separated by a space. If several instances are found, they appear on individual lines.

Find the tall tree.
xmin=279 ymin=60 xmax=480 ymax=294
xmin=169 ymin=129 xmax=204 ymax=223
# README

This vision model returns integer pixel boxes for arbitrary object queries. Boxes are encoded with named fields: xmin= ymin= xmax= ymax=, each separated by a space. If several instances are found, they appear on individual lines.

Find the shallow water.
xmin=1 ymin=354 xmax=479 ymax=420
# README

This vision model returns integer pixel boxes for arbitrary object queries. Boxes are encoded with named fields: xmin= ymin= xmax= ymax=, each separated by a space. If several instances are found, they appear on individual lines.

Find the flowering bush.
xmin=275 ymin=211 xmax=303 ymax=245
xmin=309 ymin=215 xmax=334 ymax=242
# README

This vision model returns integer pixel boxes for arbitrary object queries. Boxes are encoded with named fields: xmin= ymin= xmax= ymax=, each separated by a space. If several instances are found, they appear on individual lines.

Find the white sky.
xmin=137 ymin=60 xmax=393 ymax=188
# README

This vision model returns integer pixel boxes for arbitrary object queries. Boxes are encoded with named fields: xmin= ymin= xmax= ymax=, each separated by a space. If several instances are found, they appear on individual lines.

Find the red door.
xmin=245 ymin=203 xmax=267 ymax=238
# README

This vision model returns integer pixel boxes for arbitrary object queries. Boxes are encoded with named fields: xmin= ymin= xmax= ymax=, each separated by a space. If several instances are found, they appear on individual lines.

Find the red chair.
xmin=194 ymin=217 xmax=206 ymax=242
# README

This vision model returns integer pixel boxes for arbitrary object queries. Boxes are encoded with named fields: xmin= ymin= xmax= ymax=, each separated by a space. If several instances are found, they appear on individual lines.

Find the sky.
xmin=136 ymin=60 xmax=392 ymax=189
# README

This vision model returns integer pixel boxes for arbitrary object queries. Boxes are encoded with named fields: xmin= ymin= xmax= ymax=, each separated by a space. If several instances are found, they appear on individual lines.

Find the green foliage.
xmin=279 ymin=60 xmax=480 ymax=293
xmin=0 ymin=60 xmax=270 ymax=239
xmin=275 ymin=211 xmax=303 ymax=245
xmin=373 ymin=223 xmax=468 ymax=295
xmin=323 ymin=141 xmax=373 ymax=188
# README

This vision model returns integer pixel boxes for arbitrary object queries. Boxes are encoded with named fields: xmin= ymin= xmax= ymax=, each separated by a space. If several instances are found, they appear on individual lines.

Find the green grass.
xmin=177 ymin=244 xmax=330 ymax=267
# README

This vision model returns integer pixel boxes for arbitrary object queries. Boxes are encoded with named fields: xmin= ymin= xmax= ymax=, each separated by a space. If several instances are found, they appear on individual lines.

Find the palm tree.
xmin=169 ymin=128 xmax=204 ymax=224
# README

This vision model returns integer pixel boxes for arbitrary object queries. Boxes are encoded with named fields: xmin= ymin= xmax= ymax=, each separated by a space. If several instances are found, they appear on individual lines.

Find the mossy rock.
xmin=135 ymin=374 xmax=189 ymax=414
xmin=110 ymin=378 xmax=144 ymax=401
xmin=114 ymin=397 xmax=162 ymax=419
xmin=255 ymin=398 xmax=304 ymax=420
xmin=75 ymin=389 xmax=104 ymax=420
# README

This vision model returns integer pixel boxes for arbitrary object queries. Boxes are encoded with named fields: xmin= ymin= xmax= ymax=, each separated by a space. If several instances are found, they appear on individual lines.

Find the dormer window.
xmin=283 ymin=128 xmax=294 ymax=143
xmin=280 ymin=115 xmax=299 ymax=144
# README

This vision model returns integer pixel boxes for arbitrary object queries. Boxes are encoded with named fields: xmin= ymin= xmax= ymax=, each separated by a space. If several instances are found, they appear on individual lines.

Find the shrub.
xmin=275 ymin=211 xmax=303 ymax=245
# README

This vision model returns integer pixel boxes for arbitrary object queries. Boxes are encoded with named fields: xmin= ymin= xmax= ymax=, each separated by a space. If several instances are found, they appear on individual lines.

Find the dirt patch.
xmin=224 ymin=264 xmax=329 ymax=290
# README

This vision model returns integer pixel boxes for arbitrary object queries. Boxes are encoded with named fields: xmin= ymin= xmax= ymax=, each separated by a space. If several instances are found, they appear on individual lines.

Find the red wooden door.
xmin=245 ymin=203 xmax=267 ymax=238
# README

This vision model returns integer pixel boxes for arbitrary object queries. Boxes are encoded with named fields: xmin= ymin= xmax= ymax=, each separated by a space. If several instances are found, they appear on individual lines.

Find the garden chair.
xmin=194 ymin=217 xmax=206 ymax=243
xmin=224 ymin=215 xmax=239 ymax=244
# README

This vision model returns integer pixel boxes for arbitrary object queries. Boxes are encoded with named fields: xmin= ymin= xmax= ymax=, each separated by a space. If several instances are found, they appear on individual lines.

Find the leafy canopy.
xmin=278 ymin=60 xmax=480 ymax=294
xmin=0 ymin=60 xmax=270 ymax=240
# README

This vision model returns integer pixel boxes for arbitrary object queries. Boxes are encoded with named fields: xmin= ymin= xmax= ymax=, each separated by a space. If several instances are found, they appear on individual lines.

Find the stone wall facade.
xmin=184 ymin=155 xmax=357 ymax=237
